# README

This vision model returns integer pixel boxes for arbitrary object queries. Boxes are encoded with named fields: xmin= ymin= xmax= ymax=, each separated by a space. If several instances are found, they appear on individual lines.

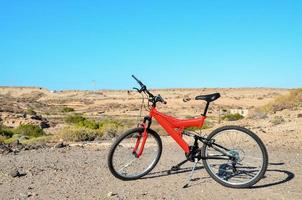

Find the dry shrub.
xmin=15 ymin=124 xmax=45 ymax=138
xmin=270 ymin=116 xmax=285 ymax=126
xmin=262 ymin=89 xmax=302 ymax=113
xmin=64 ymin=114 xmax=126 ymax=140
xmin=222 ymin=113 xmax=244 ymax=121
xmin=22 ymin=135 xmax=54 ymax=145
xmin=56 ymin=126 xmax=102 ymax=142
xmin=99 ymin=119 xmax=125 ymax=139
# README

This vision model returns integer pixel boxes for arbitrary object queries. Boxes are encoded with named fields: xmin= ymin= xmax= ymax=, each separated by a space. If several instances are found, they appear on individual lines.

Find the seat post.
xmin=203 ymin=101 xmax=210 ymax=116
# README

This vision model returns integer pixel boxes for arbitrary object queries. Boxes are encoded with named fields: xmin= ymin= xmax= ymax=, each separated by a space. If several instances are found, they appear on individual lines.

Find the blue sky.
xmin=0 ymin=0 xmax=301 ymax=90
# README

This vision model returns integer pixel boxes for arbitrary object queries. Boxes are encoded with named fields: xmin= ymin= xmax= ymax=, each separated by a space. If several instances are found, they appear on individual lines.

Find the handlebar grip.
xmin=131 ymin=75 xmax=144 ymax=87
xmin=131 ymin=75 xmax=138 ymax=81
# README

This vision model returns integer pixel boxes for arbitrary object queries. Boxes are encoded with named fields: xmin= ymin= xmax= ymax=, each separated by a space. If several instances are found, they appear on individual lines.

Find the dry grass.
xmin=261 ymin=89 xmax=302 ymax=113
xmin=56 ymin=126 xmax=102 ymax=142
xmin=270 ymin=116 xmax=285 ymax=126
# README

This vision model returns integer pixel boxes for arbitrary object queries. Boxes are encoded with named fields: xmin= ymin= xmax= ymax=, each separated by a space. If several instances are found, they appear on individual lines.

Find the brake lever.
xmin=133 ymin=87 xmax=141 ymax=93
xmin=157 ymin=95 xmax=167 ymax=104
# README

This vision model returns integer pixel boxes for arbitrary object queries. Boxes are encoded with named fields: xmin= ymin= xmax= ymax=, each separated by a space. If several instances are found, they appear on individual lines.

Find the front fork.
xmin=132 ymin=116 xmax=152 ymax=158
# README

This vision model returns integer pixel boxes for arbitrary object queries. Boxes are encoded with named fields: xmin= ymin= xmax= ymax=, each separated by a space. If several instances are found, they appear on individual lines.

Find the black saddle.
xmin=195 ymin=93 xmax=220 ymax=102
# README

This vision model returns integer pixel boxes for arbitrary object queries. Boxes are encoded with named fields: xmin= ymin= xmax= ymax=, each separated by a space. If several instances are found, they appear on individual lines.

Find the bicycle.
xmin=107 ymin=75 xmax=268 ymax=188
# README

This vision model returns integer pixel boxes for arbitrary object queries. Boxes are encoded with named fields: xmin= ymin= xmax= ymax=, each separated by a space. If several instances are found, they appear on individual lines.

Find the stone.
xmin=20 ymin=192 xmax=32 ymax=198
xmin=9 ymin=140 xmax=25 ymax=152
xmin=107 ymin=192 xmax=117 ymax=197
xmin=9 ymin=169 xmax=20 ymax=177
xmin=0 ymin=143 xmax=12 ymax=155
xmin=9 ymin=169 xmax=26 ymax=177
xmin=40 ymin=121 xmax=50 ymax=128
xmin=183 ymin=96 xmax=191 ymax=102
xmin=54 ymin=142 xmax=66 ymax=148
xmin=30 ymin=114 xmax=42 ymax=120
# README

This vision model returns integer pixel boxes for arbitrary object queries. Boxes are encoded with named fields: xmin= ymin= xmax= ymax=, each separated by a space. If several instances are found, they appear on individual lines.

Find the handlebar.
xmin=131 ymin=75 xmax=144 ymax=88
xmin=156 ymin=95 xmax=167 ymax=104
xmin=131 ymin=75 xmax=167 ymax=105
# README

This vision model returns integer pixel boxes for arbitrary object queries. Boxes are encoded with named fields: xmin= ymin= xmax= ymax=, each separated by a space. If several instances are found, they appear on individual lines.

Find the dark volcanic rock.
xmin=0 ymin=143 xmax=12 ymax=154
xmin=30 ymin=114 xmax=42 ymax=120
xmin=40 ymin=121 xmax=50 ymax=128
xmin=54 ymin=142 xmax=67 ymax=148
xmin=9 ymin=140 xmax=25 ymax=153
xmin=24 ymin=143 xmax=48 ymax=151
xmin=9 ymin=169 xmax=27 ymax=178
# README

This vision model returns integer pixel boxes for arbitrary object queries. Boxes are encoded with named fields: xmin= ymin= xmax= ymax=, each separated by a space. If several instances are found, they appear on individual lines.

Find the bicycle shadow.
xmin=141 ymin=165 xmax=206 ymax=180
xmin=250 ymin=162 xmax=294 ymax=189
xmin=142 ymin=162 xmax=295 ymax=189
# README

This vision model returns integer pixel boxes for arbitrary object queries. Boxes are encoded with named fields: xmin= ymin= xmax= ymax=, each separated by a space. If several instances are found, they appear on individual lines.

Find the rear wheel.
xmin=107 ymin=128 xmax=162 ymax=180
xmin=202 ymin=126 xmax=268 ymax=188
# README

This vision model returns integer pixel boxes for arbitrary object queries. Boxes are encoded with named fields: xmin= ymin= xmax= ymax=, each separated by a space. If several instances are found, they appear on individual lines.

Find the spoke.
xmin=236 ymin=165 xmax=258 ymax=169
xmin=118 ymin=158 xmax=138 ymax=172
xmin=238 ymin=161 xmax=261 ymax=168
xmin=207 ymin=154 xmax=226 ymax=157
xmin=204 ymin=128 xmax=266 ymax=185
xmin=237 ymin=170 xmax=258 ymax=178
xmin=243 ymin=155 xmax=263 ymax=160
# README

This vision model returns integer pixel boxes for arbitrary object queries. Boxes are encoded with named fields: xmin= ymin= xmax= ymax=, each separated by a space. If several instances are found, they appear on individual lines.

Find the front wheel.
xmin=202 ymin=126 xmax=268 ymax=188
xmin=107 ymin=128 xmax=162 ymax=180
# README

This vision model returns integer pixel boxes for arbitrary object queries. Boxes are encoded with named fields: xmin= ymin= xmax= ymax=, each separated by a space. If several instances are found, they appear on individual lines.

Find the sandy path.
xmin=0 ymin=137 xmax=301 ymax=200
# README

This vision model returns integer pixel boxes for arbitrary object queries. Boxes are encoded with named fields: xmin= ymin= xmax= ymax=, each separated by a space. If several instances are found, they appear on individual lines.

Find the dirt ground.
xmin=1 ymin=133 xmax=301 ymax=200
xmin=0 ymin=87 xmax=301 ymax=199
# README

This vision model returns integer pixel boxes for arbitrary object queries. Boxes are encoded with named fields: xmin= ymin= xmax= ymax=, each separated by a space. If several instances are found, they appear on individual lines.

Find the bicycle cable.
xmin=136 ymin=92 xmax=145 ymax=126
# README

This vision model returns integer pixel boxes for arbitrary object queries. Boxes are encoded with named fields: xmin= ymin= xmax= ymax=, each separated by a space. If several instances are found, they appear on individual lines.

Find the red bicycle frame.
xmin=134 ymin=107 xmax=206 ymax=157
xmin=150 ymin=107 xmax=206 ymax=153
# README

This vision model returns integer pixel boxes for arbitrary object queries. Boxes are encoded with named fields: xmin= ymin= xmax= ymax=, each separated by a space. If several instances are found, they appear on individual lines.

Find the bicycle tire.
xmin=202 ymin=125 xmax=268 ymax=188
xmin=107 ymin=127 xmax=162 ymax=180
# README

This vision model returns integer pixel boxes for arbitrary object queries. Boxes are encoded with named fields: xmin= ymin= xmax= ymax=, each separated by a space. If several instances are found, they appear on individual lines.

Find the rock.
xmin=40 ymin=121 xmax=50 ymax=128
xmin=32 ymin=193 xmax=38 ymax=197
xmin=20 ymin=192 xmax=32 ymax=198
xmin=183 ymin=96 xmax=191 ymax=102
xmin=9 ymin=140 xmax=25 ymax=152
xmin=107 ymin=192 xmax=117 ymax=197
xmin=9 ymin=169 xmax=26 ymax=178
xmin=297 ymin=114 xmax=302 ymax=118
xmin=24 ymin=143 xmax=48 ymax=151
xmin=30 ymin=114 xmax=42 ymax=120
xmin=0 ymin=143 xmax=12 ymax=155
xmin=9 ymin=169 xmax=20 ymax=177
xmin=0 ymin=111 xmax=50 ymax=129
xmin=54 ymin=142 xmax=67 ymax=148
